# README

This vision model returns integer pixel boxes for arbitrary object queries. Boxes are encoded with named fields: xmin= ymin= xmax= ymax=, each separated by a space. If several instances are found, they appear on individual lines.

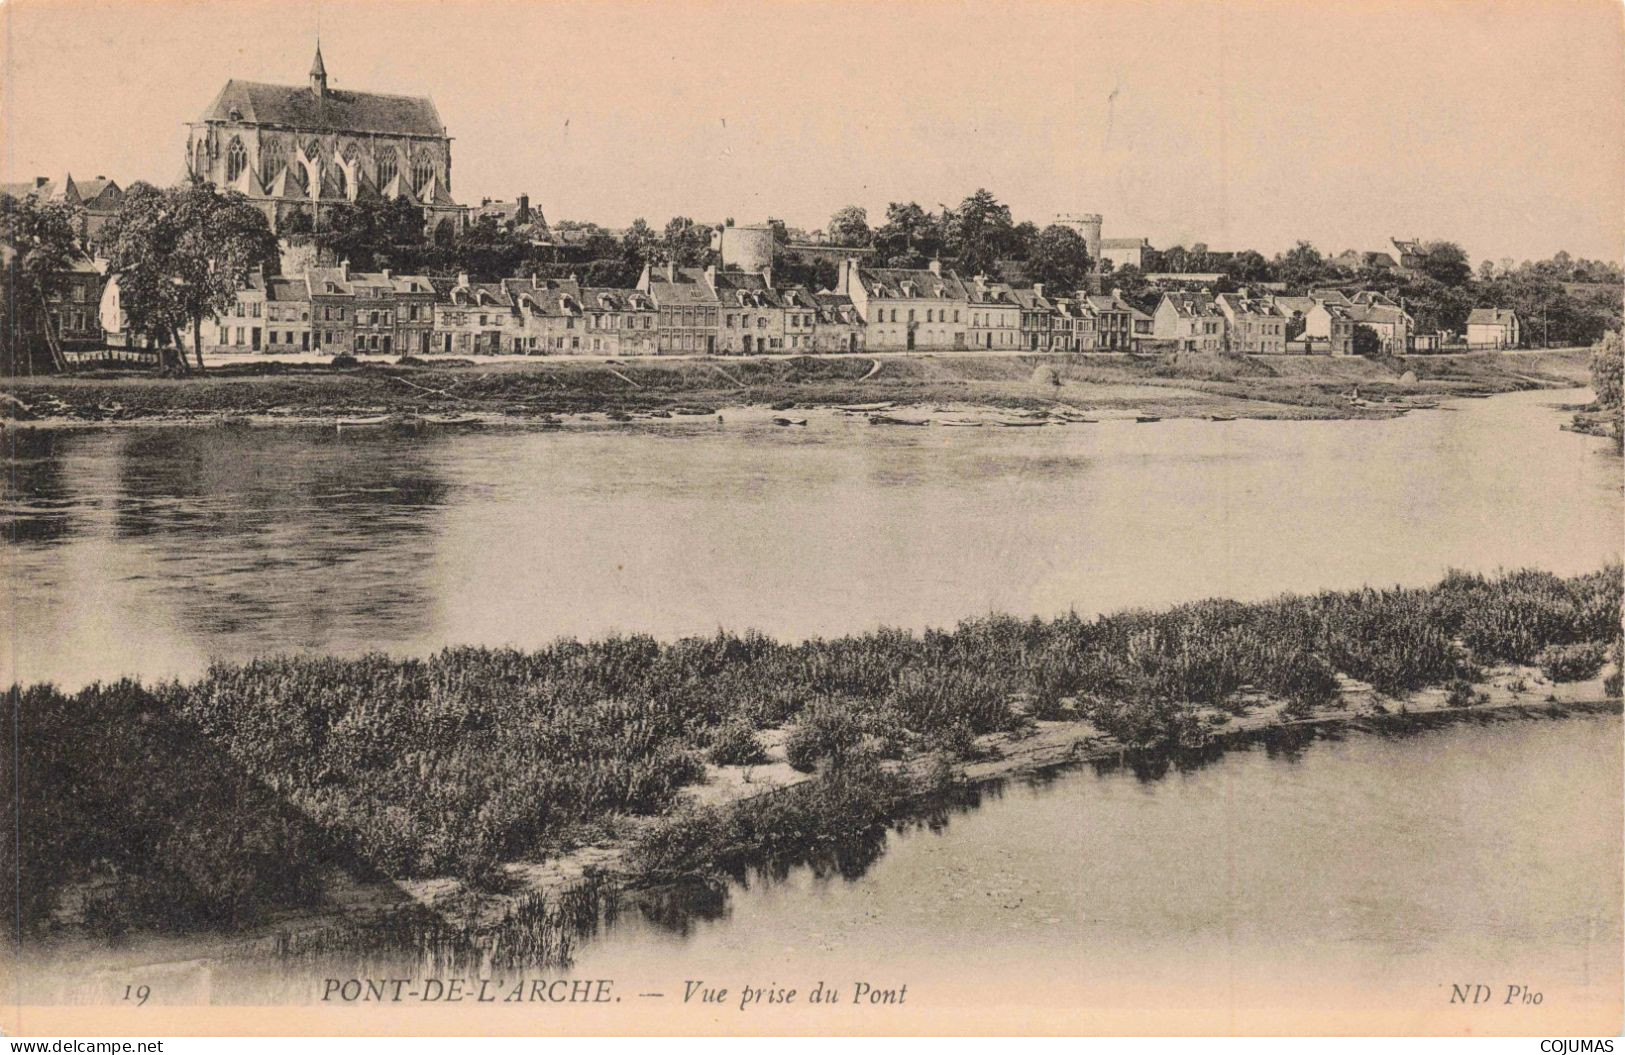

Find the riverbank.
xmin=8 ymin=565 xmax=1620 ymax=978
xmin=0 ymin=348 xmax=1593 ymax=430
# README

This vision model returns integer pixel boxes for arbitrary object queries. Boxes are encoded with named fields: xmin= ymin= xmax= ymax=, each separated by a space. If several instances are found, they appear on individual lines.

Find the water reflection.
xmin=4 ymin=389 xmax=1621 ymax=689
xmin=3 ymin=426 xmax=454 ymax=683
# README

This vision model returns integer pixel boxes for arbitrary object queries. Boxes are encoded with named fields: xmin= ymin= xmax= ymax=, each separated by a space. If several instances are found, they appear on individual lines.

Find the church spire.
xmin=310 ymin=42 xmax=328 ymax=99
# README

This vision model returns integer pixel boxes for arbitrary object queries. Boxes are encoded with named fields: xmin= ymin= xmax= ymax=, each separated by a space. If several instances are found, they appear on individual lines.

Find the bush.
xmin=784 ymin=699 xmax=864 ymax=772
xmin=1537 ymin=642 xmax=1609 ymax=683
xmin=330 ymin=354 xmax=359 ymax=368
xmin=706 ymin=720 xmax=768 ymax=766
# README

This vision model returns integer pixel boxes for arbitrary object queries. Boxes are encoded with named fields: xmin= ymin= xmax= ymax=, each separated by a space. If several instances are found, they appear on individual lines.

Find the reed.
xmin=6 ymin=564 xmax=1618 ymax=936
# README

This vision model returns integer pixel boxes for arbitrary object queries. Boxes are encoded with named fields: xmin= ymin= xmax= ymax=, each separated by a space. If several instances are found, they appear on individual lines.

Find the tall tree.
xmin=872 ymin=202 xmax=941 ymax=267
xmin=101 ymin=179 xmax=278 ymax=371
xmin=943 ymin=188 xmax=1013 ymax=276
xmin=1274 ymin=241 xmax=1329 ymax=291
xmin=0 ymin=192 xmax=82 ymax=373
xmin=826 ymin=205 xmax=871 ymax=247
xmin=1415 ymin=240 xmax=1472 ymax=287
xmin=1026 ymin=224 xmax=1092 ymax=293
xmin=661 ymin=217 xmax=714 ymax=266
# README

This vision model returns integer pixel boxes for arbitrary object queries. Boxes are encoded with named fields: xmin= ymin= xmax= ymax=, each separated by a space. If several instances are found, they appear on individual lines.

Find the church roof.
xmin=201 ymin=79 xmax=446 ymax=138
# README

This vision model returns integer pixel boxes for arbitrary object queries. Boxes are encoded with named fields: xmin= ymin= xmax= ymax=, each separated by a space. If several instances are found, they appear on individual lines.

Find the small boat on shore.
xmin=1208 ymin=414 xmax=1236 ymax=422
xmin=939 ymin=420 xmax=984 ymax=428
xmin=996 ymin=419 xmax=1050 ymax=428
xmin=335 ymin=415 xmax=389 ymax=428
xmin=869 ymin=414 xmax=928 ymax=426
xmin=840 ymin=401 xmax=896 ymax=412
xmin=1135 ymin=415 xmax=1162 ymax=423
xmin=773 ymin=416 xmax=808 ymax=426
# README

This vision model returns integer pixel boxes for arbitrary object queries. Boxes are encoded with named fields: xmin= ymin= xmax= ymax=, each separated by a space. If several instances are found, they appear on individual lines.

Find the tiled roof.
xmin=643 ymin=266 xmax=719 ymax=306
xmin=1346 ymin=304 xmax=1410 ymax=325
xmin=505 ymin=277 xmax=583 ymax=316
xmin=1466 ymin=307 xmax=1518 ymax=326
xmin=1008 ymin=287 xmax=1055 ymax=311
xmin=202 ymin=79 xmax=446 ymax=138
xmin=860 ymin=267 xmax=968 ymax=300
xmin=305 ymin=267 xmax=352 ymax=295
xmin=1160 ymin=291 xmax=1219 ymax=317
xmin=712 ymin=269 xmax=785 ymax=309
xmin=1216 ymin=292 xmax=1282 ymax=317
xmin=580 ymin=287 xmax=656 ymax=312
xmin=264 ymin=277 xmax=309 ymax=302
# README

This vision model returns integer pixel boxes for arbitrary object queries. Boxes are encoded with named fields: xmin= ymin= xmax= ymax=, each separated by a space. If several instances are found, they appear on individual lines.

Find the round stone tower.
xmin=719 ymin=223 xmax=776 ymax=273
xmin=1055 ymin=213 xmax=1103 ymax=268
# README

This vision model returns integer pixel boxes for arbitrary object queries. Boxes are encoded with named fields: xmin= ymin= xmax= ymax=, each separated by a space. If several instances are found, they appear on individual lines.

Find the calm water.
xmin=2 ymin=388 xmax=1619 ymax=688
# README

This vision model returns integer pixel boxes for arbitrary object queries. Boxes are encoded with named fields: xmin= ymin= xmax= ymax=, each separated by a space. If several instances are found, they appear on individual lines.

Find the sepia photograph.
xmin=1 ymin=0 xmax=1622 ymax=1040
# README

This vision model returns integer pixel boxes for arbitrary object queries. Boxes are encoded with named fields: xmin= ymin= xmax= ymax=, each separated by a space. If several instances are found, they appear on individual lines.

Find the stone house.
xmin=1215 ymin=291 xmax=1287 ymax=354
xmin=637 ymin=262 xmax=719 ymax=355
xmin=1465 ymin=308 xmax=1521 ymax=349
xmin=965 ymin=277 xmax=1023 ymax=351
xmin=1152 ymin=291 xmax=1225 ymax=352
xmin=839 ymin=259 xmax=969 ymax=351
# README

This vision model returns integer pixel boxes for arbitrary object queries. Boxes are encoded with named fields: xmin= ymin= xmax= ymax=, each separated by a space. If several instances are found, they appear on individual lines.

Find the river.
xmin=3 ymin=387 xmax=1621 ymax=1028
xmin=2 ymin=388 xmax=1619 ymax=688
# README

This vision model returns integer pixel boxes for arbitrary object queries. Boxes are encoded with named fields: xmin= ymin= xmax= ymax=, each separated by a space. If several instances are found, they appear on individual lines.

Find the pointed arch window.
xmin=226 ymin=137 xmax=248 ymax=182
xmin=377 ymin=150 xmax=399 ymax=188
xmin=412 ymin=156 xmax=435 ymax=194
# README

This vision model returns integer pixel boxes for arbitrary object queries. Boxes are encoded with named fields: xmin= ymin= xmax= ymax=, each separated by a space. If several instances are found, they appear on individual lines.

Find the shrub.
xmin=330 ymin=354 xmax=359 ymax=368
xmin=1537 ymin=642 xmax=1609 ymax=683
xmin=784 ymin=699 xmax=864 ymax=772
xmin=706 ymin=720 xmax=768 ymax=766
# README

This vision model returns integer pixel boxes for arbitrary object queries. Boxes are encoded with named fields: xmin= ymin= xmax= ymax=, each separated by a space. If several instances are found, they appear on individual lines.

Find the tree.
xmin=827 ymin=205 xmax=871 ymax=248
xmin=620 ymin=218 xmax=660 ymax=278
xmin=0 ymin=192 xmax=83 ymax=373
xmin=1107 ymin=264 xmax=1154 ymax=311
xmin=1415 ymin=240 xmax=1472 ymax=287
xmin=1004 ymin=221 xmax=1040 ymax=262
xmin=1352 ymin=324 xmax=1385 ymax=358
xmin=1590 ymin=330 xmax=1622 ymax=409
xmin=943 ymin=188 xmax=1013 ymax=276
xmin=1275 ymin=241 xmax=1329 ymax=291
xmin=661 ymin=216 xmax=713 ymax=266
xmin=872 ymin=202 xmax=941 ymax=267
xmin=100 ymin=179 xmax=278 ymax=371
xmin=315 ymin=197 xmax=427 ymax=272
xmin=1026 ymin=224 xmax=1092 ymax=294
xmin=1225 ymin=249 xmax=1273 ymax=284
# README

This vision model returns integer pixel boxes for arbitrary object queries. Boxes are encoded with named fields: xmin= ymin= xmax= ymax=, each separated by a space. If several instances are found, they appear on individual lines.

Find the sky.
xmin=3 ymin=0 xmax=1623 ymax=264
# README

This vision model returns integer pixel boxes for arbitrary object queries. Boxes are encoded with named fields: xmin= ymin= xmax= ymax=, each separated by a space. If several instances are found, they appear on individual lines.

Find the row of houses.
xmin=93 ymin=258 xmax=1522 ymax=360
xmin=103 ymin=257 xmax=1159 ymax=358
xmin=1153 ymin=287 xmax=1424 ymax=356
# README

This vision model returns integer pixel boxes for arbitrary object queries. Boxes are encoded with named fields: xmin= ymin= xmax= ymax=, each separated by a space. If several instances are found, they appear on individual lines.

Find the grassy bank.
xmin=0 ymin=348 xmax=1595 ymax=427
xmin=6 ymin=565 xmax=1620 ymax=942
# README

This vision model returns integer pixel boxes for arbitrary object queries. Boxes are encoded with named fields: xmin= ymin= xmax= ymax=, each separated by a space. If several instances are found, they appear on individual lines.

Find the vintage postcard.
xmin=1 ymin=0 xmax=1622 ymax=1039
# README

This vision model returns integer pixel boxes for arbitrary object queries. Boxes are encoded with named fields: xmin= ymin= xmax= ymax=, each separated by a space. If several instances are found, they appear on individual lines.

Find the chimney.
xmin=382 ymin=268 xmax=391 ymax=281
xmin=1111 ymin=288 xmax=1123 ymax=300
xmin=666 ymin=260 xmax=677 ymax=282
xmin=457 ymin=271 xmax=469 ymax=287
xmin=762 ymin=264 xmax=773 ymax=289
xmin=34 ymin=176 xmax=48 ymax=188
xmin=836 ymin=257 xmax=857 ymax=295
xmin=704 ymin=264 xmax=717 ymax=288
xmin=339 ymin=259 xmax=349 ymax=281
xmin=517 ymin=194 xmax=530 ymax=224
xmin=928 ymin=258 xmax=942 ymax=275
xmin=1033 ymin=282 xmax=1045 ymax=299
